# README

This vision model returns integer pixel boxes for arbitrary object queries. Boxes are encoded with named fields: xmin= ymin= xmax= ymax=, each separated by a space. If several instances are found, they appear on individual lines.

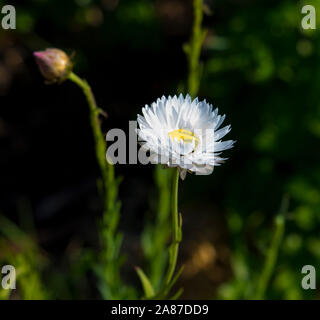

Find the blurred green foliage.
xmin=206 ymin=0 xmax=320 ymax=300
xmin=0 ymin=214 xmax=48 ymax=299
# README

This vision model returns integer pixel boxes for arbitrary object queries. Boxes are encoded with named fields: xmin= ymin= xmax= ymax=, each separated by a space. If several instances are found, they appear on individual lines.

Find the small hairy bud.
xmin=33 ymin=48 xmax=72 ymax=83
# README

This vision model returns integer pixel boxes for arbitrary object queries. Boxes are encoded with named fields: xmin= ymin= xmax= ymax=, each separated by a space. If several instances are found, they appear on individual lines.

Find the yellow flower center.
xmin=168 ymin=129 xmax=199 ymax=148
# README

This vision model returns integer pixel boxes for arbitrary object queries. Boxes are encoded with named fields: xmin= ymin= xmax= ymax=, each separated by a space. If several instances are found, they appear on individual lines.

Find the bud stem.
xmin=68 ymin=72 xmax=124 ymax=298
xmin=68 ymin=72 xmax=110 ymax=203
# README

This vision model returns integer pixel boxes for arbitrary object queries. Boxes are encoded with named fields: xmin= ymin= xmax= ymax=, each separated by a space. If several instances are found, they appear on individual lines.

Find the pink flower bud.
xmin=33 ymin=48 xmax=71 ymax=83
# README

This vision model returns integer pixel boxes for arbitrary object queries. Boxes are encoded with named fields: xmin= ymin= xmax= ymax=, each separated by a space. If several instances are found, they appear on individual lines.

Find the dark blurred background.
xmin=0 ymin=0 xmax=320 ymax=299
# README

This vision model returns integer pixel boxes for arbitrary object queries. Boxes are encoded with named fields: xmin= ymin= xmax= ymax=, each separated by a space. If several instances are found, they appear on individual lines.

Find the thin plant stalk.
xmin=68 ymin=72 xmax=125 ymax=299
xmin=68 ymin=72 xmax=109 ymax=195
xmin=141 ymin=165 xmax=172 ymax=291
xmin=185 ymin=0 xmax=206 ymax=98
xmin=164 ymin=168 xmax=181 ymax=285
xmin=255 ymin=196 xmax=289 ymax=299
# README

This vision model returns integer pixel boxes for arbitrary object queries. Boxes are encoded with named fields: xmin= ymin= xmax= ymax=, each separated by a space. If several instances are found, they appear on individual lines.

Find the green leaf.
xmin=170 ymin=288 xmax=184 ymax=300
xmin=135 ymin=267 xmax=155 ymax=299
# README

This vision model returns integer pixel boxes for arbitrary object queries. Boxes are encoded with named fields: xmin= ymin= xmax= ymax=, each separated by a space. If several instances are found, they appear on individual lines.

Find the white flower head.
xmin=137 ymin=94 xmax=235 ymax=179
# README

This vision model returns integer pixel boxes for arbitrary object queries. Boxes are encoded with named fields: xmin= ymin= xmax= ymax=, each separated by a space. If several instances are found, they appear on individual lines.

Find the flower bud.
xmin=33 ymin=48 xmax=72 ymax=83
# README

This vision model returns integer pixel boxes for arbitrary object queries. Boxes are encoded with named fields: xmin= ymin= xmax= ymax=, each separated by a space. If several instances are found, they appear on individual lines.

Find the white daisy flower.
xmin=137 ymin=94 xmax=235 ymax=179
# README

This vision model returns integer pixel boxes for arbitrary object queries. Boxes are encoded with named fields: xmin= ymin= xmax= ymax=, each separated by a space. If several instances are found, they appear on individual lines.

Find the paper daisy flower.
xmin=137 ymin=94 xmax=234 ymax=179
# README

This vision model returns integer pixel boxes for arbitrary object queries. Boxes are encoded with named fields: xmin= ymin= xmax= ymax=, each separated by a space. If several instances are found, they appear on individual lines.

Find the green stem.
xmin=68 ymin=72 xmax=109 ymax=198
xmin=142 ymin=165 xmax=172 ymax=291
xmin=164 ymin=168 xmax=181 ymax=285
xmin=68 ymin=71 xmax=124 ymax=299
xmin=186 ymin=0 xmax=206 ymax=98
xmin=255 ymin=196 xmax=288 ymax=299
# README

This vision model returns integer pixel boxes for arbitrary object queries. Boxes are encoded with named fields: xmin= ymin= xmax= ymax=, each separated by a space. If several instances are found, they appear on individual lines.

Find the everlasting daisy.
xmin=137 ymin=94 xmax=234 ymax=179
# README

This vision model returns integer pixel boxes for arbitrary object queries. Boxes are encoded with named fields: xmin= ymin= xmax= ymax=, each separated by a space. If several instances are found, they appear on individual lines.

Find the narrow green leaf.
xmin=135 ymin=267 xmax=155 ymax=299
xmin=170 ymin=288 xmax=184 ymax=300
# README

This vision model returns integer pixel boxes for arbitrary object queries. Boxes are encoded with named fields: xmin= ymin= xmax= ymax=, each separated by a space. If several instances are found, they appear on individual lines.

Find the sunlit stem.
xmin=68 ymin=71 xmax=122 ymax=298
xmin=68 ymin=72 xmax=112 ymax=206
xmin=164 ymin=168 xmax=181 ymax=285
